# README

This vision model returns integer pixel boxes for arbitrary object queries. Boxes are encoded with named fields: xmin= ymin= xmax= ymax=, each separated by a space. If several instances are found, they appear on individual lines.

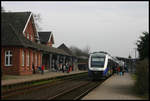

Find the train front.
xmin=88 ymin=52 xmax=107 ymax=79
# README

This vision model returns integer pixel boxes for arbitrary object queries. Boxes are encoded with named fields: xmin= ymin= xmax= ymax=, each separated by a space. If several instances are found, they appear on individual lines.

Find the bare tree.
xmin=70 ymin=45 xmax=89 ymax=57
xmin=1 ymin=6 xmax=5 ymax=12
xmin=70 ymin=46 xmax=83 ymax=56
xmin=83 ymin=45 xmax=90 ymax=55
xmin=33 ymin=13 xmax=42 ymax=31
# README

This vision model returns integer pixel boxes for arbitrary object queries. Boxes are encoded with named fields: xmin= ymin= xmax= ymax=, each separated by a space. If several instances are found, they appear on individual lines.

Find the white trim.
xmin=32 ymin=15 xmax=40 ymax=42
xmin=48 ymin=32 xmax=54 ymax=44
xmin=23 ymin=12 xmax=32 ymax=35
xmin=48 ymin=32 xmax=52 ymax=43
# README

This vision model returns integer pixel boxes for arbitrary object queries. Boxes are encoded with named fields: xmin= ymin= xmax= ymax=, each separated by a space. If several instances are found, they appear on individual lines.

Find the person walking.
xmin=54 ymin=61 xmax=58 ymax=72
xmin=68 ymin=64 xmax=71 ymax=73
xmin=38 ymin=66 xmax=41 ymax=73
xmin=72 ymin=63 xmax=74 ymax=71
xmin=62 ymin=63 xmax=65 ymax=73
xmin=117 ymin=66 xmax=120 ymax=75
xmin=122 ymin=67 xmax=125 ymax=75
xmin=120 ymin=67 xmax=123 ymax=76
xmin=32 ymin=63 xmax=36 ymax=74
xmin=41 ymin=65 xmax=45 ymax=75
xmin=66 ymin=63 xmax=69 ymax=73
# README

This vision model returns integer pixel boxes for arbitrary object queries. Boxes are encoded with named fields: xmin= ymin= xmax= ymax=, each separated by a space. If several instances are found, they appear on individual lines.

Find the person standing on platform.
xmin=117 ymin=66 xmax=120 ymax=75
xmin=62 ymin=63 xmax=65 ymax=73
xmin=32 ymin=63 xmax=36 ymax=74
xmin=120 ymin=67 xmax=123 ymax=76
xmin=41 ymin=65 xmax=45 ymax=74
xmin=72 ymin=63 xmax=74 ymax=71
xmin=66 ymin=62 xmax=69 ymax=73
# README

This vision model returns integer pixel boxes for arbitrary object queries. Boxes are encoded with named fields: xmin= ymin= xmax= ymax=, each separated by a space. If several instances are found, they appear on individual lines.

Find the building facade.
xmin=1 ymin=12 xmax=42 ymax=75
xmin=1 ymin=11 xmax=75 ymax=75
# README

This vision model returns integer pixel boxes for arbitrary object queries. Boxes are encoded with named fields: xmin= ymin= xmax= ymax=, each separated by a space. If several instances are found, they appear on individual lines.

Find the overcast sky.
xmin=2 ymin=1 xmax=149 ymax=58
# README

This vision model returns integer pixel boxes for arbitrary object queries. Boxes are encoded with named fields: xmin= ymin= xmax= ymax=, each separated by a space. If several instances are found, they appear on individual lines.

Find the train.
xmin=88 ymin=51 xmax=122 ymax=80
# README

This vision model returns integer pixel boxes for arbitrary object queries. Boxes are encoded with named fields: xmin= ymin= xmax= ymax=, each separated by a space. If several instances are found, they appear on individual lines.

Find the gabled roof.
xmin=1 ymin=22 xmax=33 ymax=48
xmin=1 ymin=23 xmax=70 ymax=56
xmin=38 ymin=32 xmax=54 ymax=44
xmin=2 ymin=12 xmax=31 ymax=34
xmin=1 ymin=12 xmax=70 ymax=56
xmin=57 ymin=43 xmax=74 ymax=56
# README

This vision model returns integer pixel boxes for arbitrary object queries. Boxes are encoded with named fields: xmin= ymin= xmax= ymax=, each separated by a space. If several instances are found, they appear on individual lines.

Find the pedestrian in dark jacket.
xmin=32 ymin=63 xmax=35 ymax=74
xmin=122 ymin=67 xmax=125 ymax=75
xmin=66 ymin=63 xmax=69 ymax=73
xmin=62 ymin=64 xmax=65 ymax=73
xmin=120 ymin=67 xmax=123 ymax=76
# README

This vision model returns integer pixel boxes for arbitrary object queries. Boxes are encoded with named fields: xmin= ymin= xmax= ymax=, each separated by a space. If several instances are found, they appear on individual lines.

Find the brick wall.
xmin=47 ymin=41 xmax=53 ymax=47
xmin=1 ymin=47 xmax=42 ymax=75
xmin=2 ymin=47 xmax=20 ymax=75
xmin=24 ymin=16 xmax=36 ymax=42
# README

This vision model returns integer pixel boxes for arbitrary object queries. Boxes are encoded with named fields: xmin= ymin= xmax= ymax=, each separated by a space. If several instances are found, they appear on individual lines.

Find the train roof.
xmin=90 ymin=51 xmax=112 ymax=57
xmin=92 ymin=51 xmax=108 ymax=54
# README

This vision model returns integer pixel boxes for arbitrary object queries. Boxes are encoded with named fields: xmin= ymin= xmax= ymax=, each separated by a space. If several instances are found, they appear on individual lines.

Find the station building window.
xmin=27 ymin=51 xmax=29 ymax=66
xmin=22 ymin=50 xmax=25 ymax=66
xmin=5 ymin=50 xmax=13 ymax=66
xmin=27 ymin=32 xmax=30 ymax=39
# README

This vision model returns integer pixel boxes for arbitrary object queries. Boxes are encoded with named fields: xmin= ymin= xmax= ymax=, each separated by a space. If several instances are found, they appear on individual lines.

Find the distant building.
xmin=38 ymin=32 xmax=54 ymax=47
xmin=57 ymin=43 xmax=78 ymax=71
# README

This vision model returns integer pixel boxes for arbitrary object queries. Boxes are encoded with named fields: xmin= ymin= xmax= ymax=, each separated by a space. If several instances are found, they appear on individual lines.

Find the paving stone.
xmin=82 ymin=73 xmax=142 ymax=100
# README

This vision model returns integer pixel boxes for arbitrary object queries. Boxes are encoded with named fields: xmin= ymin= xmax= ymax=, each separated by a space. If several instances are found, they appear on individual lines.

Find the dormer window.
xmin=22 ymin=50 xmax=24 ymax=66
xmin=27 ymin=52 xmax=29 ymax=66
xmin=27 ymin=32 xmax=29 ymax=39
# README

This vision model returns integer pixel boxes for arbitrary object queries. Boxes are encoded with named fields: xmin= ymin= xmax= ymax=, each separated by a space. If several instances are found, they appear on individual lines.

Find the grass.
xmin=131 ymin=73 xmax=137 ymax=81
xmin=2 ymin=72 xmax=88 ymax=92
xmin=131 ymin=59 xmax=149 ymax=100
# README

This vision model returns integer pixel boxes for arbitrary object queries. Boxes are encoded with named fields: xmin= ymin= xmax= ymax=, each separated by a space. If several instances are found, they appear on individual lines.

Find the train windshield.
xmin=91 ymin=56 xmax=105 ymax=67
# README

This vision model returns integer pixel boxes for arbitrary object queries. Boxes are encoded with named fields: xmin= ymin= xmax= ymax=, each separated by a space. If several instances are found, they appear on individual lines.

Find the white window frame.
xmin=27 ymin=52 xmax=29 ymax=66
xmin=22 ymin=50 xmax=24 ymax=66
xmin=5 ymin=50 xmax=13 ymax=66
xmin=27 ymin=32 xmax=30 ymax=39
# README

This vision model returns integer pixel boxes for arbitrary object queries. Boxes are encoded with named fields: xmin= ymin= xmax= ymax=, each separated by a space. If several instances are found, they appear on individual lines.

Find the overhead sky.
xmin=2 ymin=1 xmax=149 ymax=58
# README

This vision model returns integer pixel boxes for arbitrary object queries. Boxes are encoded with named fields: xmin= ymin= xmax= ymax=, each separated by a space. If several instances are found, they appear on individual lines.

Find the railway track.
xmin=2 ymin=72 xmax=88 ymax=100
xmin=2 ymin=72 xmax=108 ymax=100
xmin=48 ymin=80 xmax=103 ymax=100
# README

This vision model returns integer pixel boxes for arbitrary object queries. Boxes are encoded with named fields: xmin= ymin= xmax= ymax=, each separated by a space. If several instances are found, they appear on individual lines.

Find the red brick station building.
xmin=1 ymin=12 xmax=77 ymax=75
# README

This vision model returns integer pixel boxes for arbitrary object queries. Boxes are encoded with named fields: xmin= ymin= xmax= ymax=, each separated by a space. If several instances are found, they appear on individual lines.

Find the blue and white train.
xmin=88 ymin=51 xmax=120 ymax=80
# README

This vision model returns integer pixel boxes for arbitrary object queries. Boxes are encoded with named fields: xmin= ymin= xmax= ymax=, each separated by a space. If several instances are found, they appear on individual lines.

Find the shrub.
xmin=134 ymin=58 xmax=149 ymax=95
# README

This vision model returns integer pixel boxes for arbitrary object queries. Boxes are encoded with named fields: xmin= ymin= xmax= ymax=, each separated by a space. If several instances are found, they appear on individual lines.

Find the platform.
xmin=82 ymin=73 xmax=142 ymax=100
xmin=2 ymin=70 xmax=87 ymax=86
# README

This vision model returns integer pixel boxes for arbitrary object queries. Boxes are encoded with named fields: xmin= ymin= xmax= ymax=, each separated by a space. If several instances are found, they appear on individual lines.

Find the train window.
xmin=92 ymin=58 xmax=104 ymax=62
xmin=91 ymin=56 xmax=105 ymax=67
